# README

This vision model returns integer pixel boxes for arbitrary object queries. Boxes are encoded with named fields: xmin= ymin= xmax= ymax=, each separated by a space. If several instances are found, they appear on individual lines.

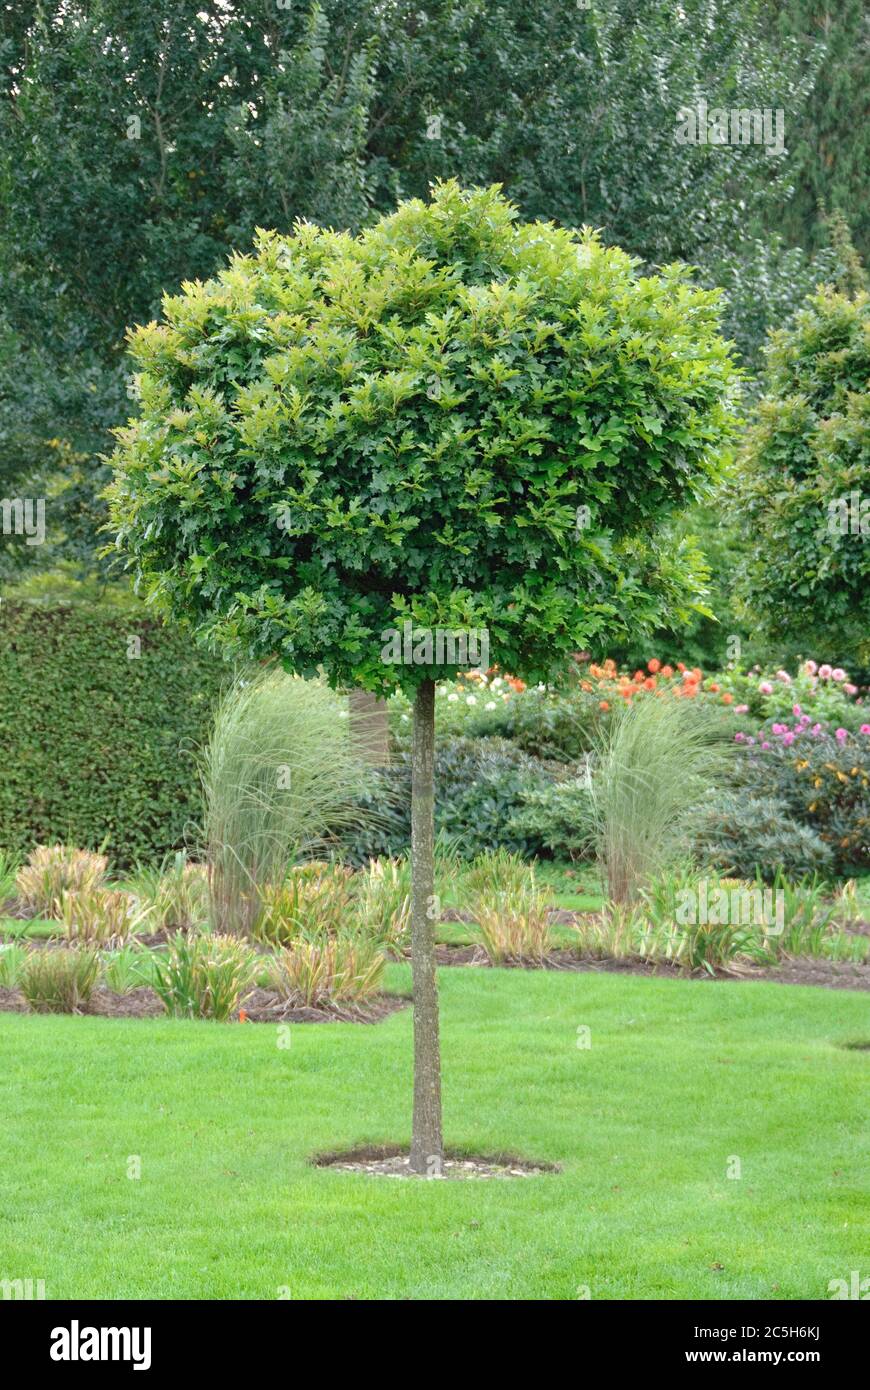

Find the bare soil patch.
xmin=313 ymin=1143 xmax=558 ymax=1180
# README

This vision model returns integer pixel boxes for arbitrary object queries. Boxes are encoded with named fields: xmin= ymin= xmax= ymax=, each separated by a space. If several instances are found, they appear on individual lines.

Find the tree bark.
xmin=409 ymin=677 xmax=443 ymax=1174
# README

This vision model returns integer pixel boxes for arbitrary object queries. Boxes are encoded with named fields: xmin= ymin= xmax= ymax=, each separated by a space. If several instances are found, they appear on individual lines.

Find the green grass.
xmin=0 ymin=965 xmax=867 ymax=1299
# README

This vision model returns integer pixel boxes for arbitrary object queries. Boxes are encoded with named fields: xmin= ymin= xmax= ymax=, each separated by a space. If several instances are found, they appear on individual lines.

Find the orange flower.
xmin=239 ymin=1009 xmax=248 ymax=1023
xmin=647 ymin=658 xmax=661 ymax=673
xmin=709 ymin=682 xmax=720 ymax=693
xmin=599 ymin=700 xmax=610 ymax=711
xmin=692 ymin=667 xmax=702 ymax=682
xmin=677 ymin=661 xmax=686 ymax=672
xmin=581 ymin=680 xmax=592 ymax=692
xmin=508 ymin=677 xmax=526 ymax=692
xmin=661 ymin=664 xmax=674 ymax=678
xmin=643 ymin=677 xmax=656 ymax=691
xmin=721 ymin=692 xmax=733 ymax=705
xmin=633 ymin=669 xmax=644 ymax=683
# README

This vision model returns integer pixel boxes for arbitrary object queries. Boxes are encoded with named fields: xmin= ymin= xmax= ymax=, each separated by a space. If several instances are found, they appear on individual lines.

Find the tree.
xmin=734 ymin=281 xmax=870 ymax=661
xmin=107 ymin=182 xmax=738 ymax=1168
xmin=768 ymin=0 xmax=869 ymax=263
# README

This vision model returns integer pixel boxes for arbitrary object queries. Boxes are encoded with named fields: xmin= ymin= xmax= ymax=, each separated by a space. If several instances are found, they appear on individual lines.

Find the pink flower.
xmin=811 ymin=723 xmax=823 ymax=735
xmin=835 ymin=728 xmax=848 ymax=742
xmin=734 ymin=732 xmax=746 ymax=743
xmin=735 ymin=703 xmax=748 ymax=713
xmin=832 ymin=668 xmax=846 ymax=682
xmin=776 ymin=670 xmax=792 ymax=683
xmin=860 ymin=724 xmax=870 ymax=735
xmin=782 ymin=731 xmax=795 ymax=745
xmin=758 ymin=681 xmax=773 ymax=695
xmin=818 ymin=664 xmax=832 ymax=680
xmin=844 ymin=683 xmax=857 ymax=695
xmin=761 ymin=741 xmax=771 ymax=750
xmin=800 ymin=714 xmax=811 ymax=725
xmin=771 ymin=722 xmax=785 ymax=735
xmin=792 ymin=704 xmax=802 ymax=718
xmin=804 ymin=660 xmax=817 ymax=675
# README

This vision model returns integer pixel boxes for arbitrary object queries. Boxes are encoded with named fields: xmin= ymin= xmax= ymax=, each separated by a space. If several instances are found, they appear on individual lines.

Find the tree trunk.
xmin=348 ymin=687 xmax=391 ymax=766
xmin=409 ymin=677 xmax=443 ymax=1174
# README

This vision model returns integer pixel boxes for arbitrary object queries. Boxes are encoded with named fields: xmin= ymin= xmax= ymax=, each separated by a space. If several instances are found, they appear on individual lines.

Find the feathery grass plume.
xmin=588 ymin=695 xmax=728 ymax=904
xmin=200 ymin=668 xmax=370 ymax=935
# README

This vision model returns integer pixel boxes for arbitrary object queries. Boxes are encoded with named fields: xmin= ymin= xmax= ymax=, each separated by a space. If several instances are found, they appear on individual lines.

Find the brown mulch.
xmin=0 ymin=985 xmax=411 ymax=1024
xmin=314 ymin=1143 xmax=558 ymax=1180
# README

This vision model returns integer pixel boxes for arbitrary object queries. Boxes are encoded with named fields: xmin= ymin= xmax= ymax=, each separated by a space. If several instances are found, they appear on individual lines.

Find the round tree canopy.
xmin=108 ymin=181 xmax=738 ymax=694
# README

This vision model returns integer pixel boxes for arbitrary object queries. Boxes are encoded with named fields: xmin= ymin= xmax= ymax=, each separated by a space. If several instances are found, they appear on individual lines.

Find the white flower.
xmin=491 ymin=677 xmax=503 ymax=689
xmin=466 ymin=695 xmax=477 ymax=706
xmin=447 ymin=693 xmax=458 ymax=703
xmin=401 ymin=714 xmax=409 ymax=722
xmin=485 ymin=700 xmax=496 ymax=710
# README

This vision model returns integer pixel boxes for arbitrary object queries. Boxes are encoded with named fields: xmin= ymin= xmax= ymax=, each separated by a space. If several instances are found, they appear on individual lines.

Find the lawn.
xmin=1 ymin=964 xmax=867 ymax=1300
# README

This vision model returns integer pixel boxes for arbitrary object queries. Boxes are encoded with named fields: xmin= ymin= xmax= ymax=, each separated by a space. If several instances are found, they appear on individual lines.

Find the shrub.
xmin=735 ymin=285 xmax=870 ymax=655
xmin=339 ymin=736 xmax=556 ymax=863
xmin=694 ymin=792 xmax=836 ymax=881
xmin=20 ymin=947 xmax=100 ymax=1013
xmin=202 ymin=669 xmax=367 ymax=935
xmin=252 ymin=862 xmax=355 ymax=947
xmin=588 ymin=697 xmax=727 ymax=903
xmin=0 ymin=602 xmax=225 ymax=867
xmin=731 ymin=735 xmax=870 ymax=871
xmin=129 ymin=854 xmax=210 ymax=932
xmin=507 ymin=776 xmax=594 ymax=860
xmin=352 ymin=857 xmax=412 ymax=954
xmin=269 ymin=932 xmax=385 ymax=1008
xmin=15 ymin=844 xmax=108 ymax=917
xmin=151 ymin=934 xmax=257 ymax=1021
xmin=58 ymin=888 xmax=151 ymax=945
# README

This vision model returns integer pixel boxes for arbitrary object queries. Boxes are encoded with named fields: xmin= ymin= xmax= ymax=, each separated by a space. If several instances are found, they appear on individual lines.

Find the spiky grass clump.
xmin=20 ymin=947 xmax=100 ymax=1013
xmin=201 ymin=670 xmax=368 ymax=936
xmin=58 ymin=888 xmax=151 ymax=946
xmin=269 ymin=932 xmax=385 ymax=1008
xmin=151 ymin=934 xmax=257 ymax=1021
xmin=129 ymin=853 xmax=209 ymax=932
xmin=588 ymin=697 xmax=727 ymax=904
xmin=465 ymin=852 xmax=554 ymax=965
xmin=16 ymin=845 xmax=107 ymax=917
xmin=252 ymin=862 xmax=355 ymax=947
xmin=352 ymin=857 xmax=411 ymax=953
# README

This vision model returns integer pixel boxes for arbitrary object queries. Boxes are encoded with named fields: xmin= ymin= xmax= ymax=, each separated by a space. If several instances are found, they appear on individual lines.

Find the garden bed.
xmin=427 ymin=942 xmax=870 ymax=989
xmin=0 ymin=985 xmax=411 ymax=1024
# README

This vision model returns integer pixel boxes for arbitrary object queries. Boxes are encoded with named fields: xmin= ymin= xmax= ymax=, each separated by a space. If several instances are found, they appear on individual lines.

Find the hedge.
xmin=0 ymin=603 xmax=229 ymax=868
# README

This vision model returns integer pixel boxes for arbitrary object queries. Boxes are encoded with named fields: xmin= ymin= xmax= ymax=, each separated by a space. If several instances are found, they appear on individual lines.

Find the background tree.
xmin=735 ymin=281 xmax=870 ymax=662
xmin=107 ymin=182 xmax=738 ymax=1169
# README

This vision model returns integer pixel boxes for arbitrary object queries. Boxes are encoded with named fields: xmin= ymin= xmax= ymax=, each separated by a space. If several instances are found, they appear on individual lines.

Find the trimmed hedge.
xmin=0 ymin=603 xmax=228 ymax=867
